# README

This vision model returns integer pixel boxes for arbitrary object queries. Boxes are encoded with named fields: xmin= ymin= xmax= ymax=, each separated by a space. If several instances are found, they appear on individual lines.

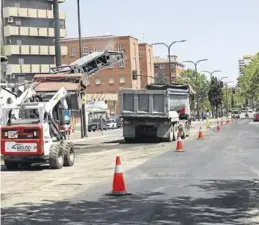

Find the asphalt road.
xmin=2 ymin=119 xmax=259 ymax=225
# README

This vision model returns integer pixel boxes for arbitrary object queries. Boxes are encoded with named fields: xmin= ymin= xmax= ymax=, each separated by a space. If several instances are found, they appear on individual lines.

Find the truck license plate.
xmin=5 ymin=142 xmax=37 ymax=152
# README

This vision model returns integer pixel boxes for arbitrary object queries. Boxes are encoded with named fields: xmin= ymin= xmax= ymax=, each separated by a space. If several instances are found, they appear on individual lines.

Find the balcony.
xmin=3 ymin=7 xmax=66 ymax=19
xmin=7 ymin=64 xmax=57 ymax=74
xmin=4 ymin=26 xmax=67 ymax=38
xmin=4 ymin=45 xmax=67 ymax=56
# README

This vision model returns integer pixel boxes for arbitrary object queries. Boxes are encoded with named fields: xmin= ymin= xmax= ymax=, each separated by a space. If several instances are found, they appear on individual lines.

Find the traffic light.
xmin=220 ymin=81 xmax=224 ymax=88
xmin=132 ymin=70 xmax=138 ymax=80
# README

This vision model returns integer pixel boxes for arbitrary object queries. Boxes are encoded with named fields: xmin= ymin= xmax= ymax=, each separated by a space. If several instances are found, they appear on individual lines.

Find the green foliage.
xmin=238 ymin=53 xmax=259 ymax=104
xmin=177 ymin=69 xmax=210 ymax=110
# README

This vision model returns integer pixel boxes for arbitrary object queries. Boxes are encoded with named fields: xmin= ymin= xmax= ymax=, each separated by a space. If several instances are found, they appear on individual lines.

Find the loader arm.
xmin=50 ymin=50 xmax=124 ymax=77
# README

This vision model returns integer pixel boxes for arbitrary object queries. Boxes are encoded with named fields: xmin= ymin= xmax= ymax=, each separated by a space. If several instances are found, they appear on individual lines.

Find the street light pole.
xmin=53 ymin=0 xmax=62 ymax=67
xmin=151 ymin=40 xmax=187 ymax=83
xmin=182 ymin=59 xmax=208 ymax=120
xmin=76 ymin=0 xmax=87 ymax=138
xmin=202 ymin=70 xmax=221 ymax=80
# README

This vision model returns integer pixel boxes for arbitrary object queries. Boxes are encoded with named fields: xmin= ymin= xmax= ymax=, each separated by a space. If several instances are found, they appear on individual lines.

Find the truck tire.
xmin=166 ymin=125 xmax=174 ymax=142
xmin=49 ymin=144 xmax=64 ymax=169
xmin=4 ymin=160 xmax=19 ymax=170
xmin=63 ymin=142 xmax=75 ymax=167
xmin=173 ymin=124 xmax=178 ymax=141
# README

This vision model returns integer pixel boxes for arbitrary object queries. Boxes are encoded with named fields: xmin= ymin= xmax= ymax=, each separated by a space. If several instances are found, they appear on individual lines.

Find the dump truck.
xmin=119 ymin=83 xmax=195 ymax=142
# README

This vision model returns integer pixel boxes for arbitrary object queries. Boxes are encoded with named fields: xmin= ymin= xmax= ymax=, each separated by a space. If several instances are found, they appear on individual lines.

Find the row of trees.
xmin=154 ymin=68 xmax=243 ymax=117
xmin=237 ymin=53 xmax=259 ymax=108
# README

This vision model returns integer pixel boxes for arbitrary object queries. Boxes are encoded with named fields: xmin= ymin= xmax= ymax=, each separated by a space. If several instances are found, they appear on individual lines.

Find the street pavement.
xmin=2 ymin=119 xmax=259 ymax=225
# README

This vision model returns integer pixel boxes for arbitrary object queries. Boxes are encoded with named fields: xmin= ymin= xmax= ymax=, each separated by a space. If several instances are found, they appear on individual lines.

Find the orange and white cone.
xmin=175 ymin=133 xmax=184 ymax=152
xmin=197 ymin=127 xmax=204 ymax=140
xmin=106 ymin=156 xmax=132 ymax=196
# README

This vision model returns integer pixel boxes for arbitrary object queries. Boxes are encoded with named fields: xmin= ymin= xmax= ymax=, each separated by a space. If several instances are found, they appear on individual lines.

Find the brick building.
xmin=61 ymin=35 xmax=154 ymax=115
xmin=153 ymin=55 xmax=184 ymax=82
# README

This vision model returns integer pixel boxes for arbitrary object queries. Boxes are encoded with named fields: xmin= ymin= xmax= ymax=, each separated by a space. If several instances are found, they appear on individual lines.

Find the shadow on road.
xmin=1 ymin=179 xmax=259 ymax=225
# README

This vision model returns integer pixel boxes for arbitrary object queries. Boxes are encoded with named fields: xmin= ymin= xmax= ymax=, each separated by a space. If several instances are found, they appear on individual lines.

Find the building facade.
xmin=139 ymin=43 xmax=154 ymax=88
xmin=153 ymin=55 xmax=184 ymax=82
xmin=2 ymin=0 xmax=67 ymax=83
xmin=61 ymin=35 xmax=154 ymax=115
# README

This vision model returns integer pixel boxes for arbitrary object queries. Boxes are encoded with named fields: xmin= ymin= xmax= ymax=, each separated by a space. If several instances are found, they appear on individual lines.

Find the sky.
xmin=61 ymin=0 xmax=259 ymax=84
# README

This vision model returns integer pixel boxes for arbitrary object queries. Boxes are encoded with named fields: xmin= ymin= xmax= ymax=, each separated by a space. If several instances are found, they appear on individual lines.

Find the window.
xmin=160 ymin=64 xmax=165 ymax=69
xmin=119 ymin=76 xmax=126 ymax=84
xmin=17 ymin=40 xmax=23 ymax=45
xmin=139 ymin=51 xmax=142 ymax=58
xmin=109 ymin=77 xmax=114 ymax=84
xmin=15 ymin=19 xmax=22 ymax=26
xmin=154 ymin=64 xmax=159 ymax=69
xmin=18 ymin=58 xmax=24 ymax=65
xmin=93 ymin=46 xmax=99 ymax=52
xmin=118 ymin=45 xmax=125 ymax=67
xmin=107 ymin=45 xmax=114 ymax=68
xmin=170 ymin=63 xmax=175 ymax=68
xmin=95 ymin=77 xmax=101 ymax=85
xmin=70 ymin=47 xmax=75 ymax=56
xmin=83 ymin=47 xmax=89 ymax=55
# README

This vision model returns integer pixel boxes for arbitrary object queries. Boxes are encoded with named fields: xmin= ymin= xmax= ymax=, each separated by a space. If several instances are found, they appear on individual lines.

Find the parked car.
xmin=88 ymin=119 xmax=99 ymax=132
xmin=253 ymin=108 xmax=259 ymax=122
xmin=106 ymin=119 xmax=117 ymax=129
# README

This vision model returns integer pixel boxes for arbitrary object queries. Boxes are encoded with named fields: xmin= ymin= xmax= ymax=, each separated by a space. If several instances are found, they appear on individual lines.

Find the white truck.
xmin=120 ymin=83 xmax=195 ymax=142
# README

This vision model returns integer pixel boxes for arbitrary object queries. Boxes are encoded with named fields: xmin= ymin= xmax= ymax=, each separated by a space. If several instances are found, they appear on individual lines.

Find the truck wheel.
xmin=63 ymin=142 xmax=75 ymax=167
xmin=166 ymin=126 xmax=174 ymax=142
xmin=49 ymin=144 xmax=64 ymax=169
xmin=173 ymin=125 xmax=178 ymax=141
xmin=4 ymin=160 xmax=19 ymax=170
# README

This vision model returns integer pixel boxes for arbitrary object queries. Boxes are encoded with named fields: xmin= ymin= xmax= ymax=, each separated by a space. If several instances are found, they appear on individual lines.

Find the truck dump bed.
xmin=120 ymin=84 xmax=192 ymax=118
xmin=120 ymin=89 xmax=169 ymax=117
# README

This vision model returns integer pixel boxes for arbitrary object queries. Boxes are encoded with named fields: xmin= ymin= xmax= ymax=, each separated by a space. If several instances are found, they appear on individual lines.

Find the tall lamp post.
xmin=202 ymin=70 xmax=221 ymax=79
xmin=182 ymin=59 xmax=208 ymax=119
xmin=151 ymin=40 xmax=187 ymax=83
xmin=76 ymin=0 xmax=87 ymax=138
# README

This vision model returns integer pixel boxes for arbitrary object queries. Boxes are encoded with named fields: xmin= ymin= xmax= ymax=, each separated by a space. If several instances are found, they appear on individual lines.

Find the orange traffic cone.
xmin=106 ymin=156 xmax=132 ymax=196
xmin=197 ymin=127 xmax=204 ymax=140
xmin=175 ymin=133 xmax=184 ymax=152
xmin=216 ymin=122 xmax=220 ymax=132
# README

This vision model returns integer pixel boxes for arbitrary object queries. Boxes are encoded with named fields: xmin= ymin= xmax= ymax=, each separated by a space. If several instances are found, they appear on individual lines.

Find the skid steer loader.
xmin=0 ymin=50 xmax=124 ymax=170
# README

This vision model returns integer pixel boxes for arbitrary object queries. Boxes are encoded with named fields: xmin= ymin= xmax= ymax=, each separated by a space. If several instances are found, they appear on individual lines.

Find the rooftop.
xmin=61 ymin=35 xmax=138 ymax=42
xmin=153 ymin=57 xmax=184 ymax=67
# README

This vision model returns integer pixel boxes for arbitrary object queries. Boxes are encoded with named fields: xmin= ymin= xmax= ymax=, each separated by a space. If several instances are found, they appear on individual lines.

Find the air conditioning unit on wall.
xmin=7 ymin=17 xmax=14 ymax=23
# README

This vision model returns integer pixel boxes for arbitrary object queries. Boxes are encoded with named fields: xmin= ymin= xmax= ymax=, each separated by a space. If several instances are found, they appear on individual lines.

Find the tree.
xmin=238 ymin=53 xmax=259 ymax=107
xmin=154 ymin=70 xmax=169 ymax=84
xmin=208 ymin=76 xmax=223 ymax=117
xmin=177 ymin=69 xmax=210 ymax=112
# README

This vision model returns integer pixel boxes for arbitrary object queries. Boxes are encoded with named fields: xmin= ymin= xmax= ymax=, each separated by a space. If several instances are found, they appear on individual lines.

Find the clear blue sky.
xmin=61 ymin=0 xmax=259 ymax=84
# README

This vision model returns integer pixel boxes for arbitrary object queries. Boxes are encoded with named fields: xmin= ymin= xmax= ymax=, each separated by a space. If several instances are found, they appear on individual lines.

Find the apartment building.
xmin=139 ymin=43 xmax=154 ymax=88
xmin=153 ymin=55 xmax=184 ymax=82
xmin=2 ymin=0 xmax=67 ymax=83
xmin=61 ymin=35 xmax=154 ymax=115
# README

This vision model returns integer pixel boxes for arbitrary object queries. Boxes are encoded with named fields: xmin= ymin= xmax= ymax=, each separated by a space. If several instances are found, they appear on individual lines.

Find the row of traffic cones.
xmin=108 ymin=118 xmax=236 ymax=196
